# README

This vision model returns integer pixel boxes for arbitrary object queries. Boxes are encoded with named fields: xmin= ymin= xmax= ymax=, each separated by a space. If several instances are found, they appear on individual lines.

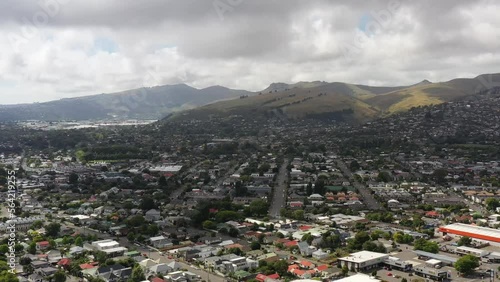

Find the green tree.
xmin=454 ymin=255 xmax=479 ymax=275
xmin=413 ymin=238 xmax=439 ymax=253
xmin=127 ymin=232 xmax=136 ymax=242
xmin=23 ymin=264 xmax=34 ymax=275
xmin=140 ymin=196 xmax=156 ymax=210
xmin=53 ymin=270 xmax=66 ymax=282
xmin=129 ymin=264 xmax=146 ymax=282
xmin=68 ymin=173 xmax=78 ymax=184
xmin=202 ymin=220 xmax=217 ymax=230
xmin=75 ymin=237 xmax=83 ymax=247
xmin=485 ymin=198 xmax=500 ymax=211
xmin=46 ymin=222 xmax=61 ymax=237
xmin=376 ymin=171 xmax=392 ymax=182
xmin=457 ymin=236 xmax=472 ymax=247
xmin=292 ymin=209 xmax=305 ymax=220
xmin=341 ymin=265 xmax=349 ymax=276
xmin=0 ymin=271 xmax=19 ymax=282
xmin=349 ymin=160 xmax=360 ymax=172
xmin=158 ymin=175 xmax=167 ymax=186
xmin=27 ymin=242 xmax=36 ymax=254
xmin=250 ymin=242 xmax=261 ymax=250
xmin=306 ymin=182 xmax=313 ymax=196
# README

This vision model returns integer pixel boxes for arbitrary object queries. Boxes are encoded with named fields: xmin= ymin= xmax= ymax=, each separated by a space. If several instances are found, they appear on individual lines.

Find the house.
xmin=312 ymin=249 xmax=329 ymax=260
xmin=308 ymin=194 xmax=324 ymax=201
xmin=256 ymin=273 xmax=280 ymax=282
xmin=28 ymin=273 xmax=46 ymax=282
xmin=37 ymin=266 xmax=58 ymax=277
xmin=300 ymin=260 xmax=315 ymax=269
xmin=149 ymin=236 xmax=173 ymax=249
xmin=148 ymin=263 xmax=171 ymax=275
xmin=36 ymin=241 xmax=50 ymax=251
xmin=31 ymin=261 xmax=49 ymax=269
xmin=145 ymin=209 xmax=162 ymax=222
xmin=57 ymin=258 xmax=71 ymax=269
xmin=297 ymin=241 xmax=314 ymax=257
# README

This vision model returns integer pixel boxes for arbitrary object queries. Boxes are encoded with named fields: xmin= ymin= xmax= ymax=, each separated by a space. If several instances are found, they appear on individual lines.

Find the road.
xmin=269 ymin=158 xmax=289 ymax=218
xmin=336 ymin=159 xmax=382 ymax=210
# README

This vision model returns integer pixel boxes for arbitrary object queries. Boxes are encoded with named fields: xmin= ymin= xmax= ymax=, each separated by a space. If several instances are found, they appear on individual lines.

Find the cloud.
xmin=0 ymin=0 xmax=499 ymax=104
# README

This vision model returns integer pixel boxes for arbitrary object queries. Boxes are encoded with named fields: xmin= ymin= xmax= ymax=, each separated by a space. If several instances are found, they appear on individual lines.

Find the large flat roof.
xmin=439 ymin=223 xmax=500 ymax=243
xmin=413 ymin=250 xmax=457 ymax=264
xmin=293 ymin=274 xmax=380 ymax=282
xmin=339 ymin=251 xmax=389 ymax=263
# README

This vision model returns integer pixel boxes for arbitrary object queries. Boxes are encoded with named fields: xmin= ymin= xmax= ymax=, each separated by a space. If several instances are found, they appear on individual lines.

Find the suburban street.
xmin=269 ymin=158 xmax=289 ymax=218
xmin=336 ymin=159 xmax=382 ymax=210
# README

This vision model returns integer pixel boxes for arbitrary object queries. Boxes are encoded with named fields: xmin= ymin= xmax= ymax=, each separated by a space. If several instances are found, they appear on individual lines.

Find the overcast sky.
xmin=0 ymin=0 xmax=499 ymax=104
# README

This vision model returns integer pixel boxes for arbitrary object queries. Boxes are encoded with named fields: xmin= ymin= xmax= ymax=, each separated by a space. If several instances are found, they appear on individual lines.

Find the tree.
xmin=376 ymin=171 xmax=392 ymax=182
xmin=46 ymin=222 xmax=61 ymax=237
xmin=349 ymin=160 xmax=360 ymax=172
xmin=313 ymin=178 xmax=326 ymax=195
xmin=19 ymin=257 xmax=32 ymax=266
xmin=341 ymin=265 xmax=349 ymax=276
xmin=140 ymin=196 xmax=156 ymax=210
xmin=250 ymin=242 xmax=261 ymax=250
xmin=75 ymin=237 xmax=83 ymax=247
xmin=158 ymin=175 xmax=167 ymax=186
xmin=68 ymin=173 xmax=78 ymax=184
xmin=485 ymin=198 xmax=500 ymax=211
xmin=0 ymin=271 xmax=19 ymax=282
xmin=27 ymin=242 xmax=36 ymax=254
xmin=292 ymin=210 xmax=305 ymax=220
xmin=129 ymin=264 xmax=146 ymax=282
xmin=306 ymin=182 xmax=313 ymax=196
xmin=127 ymin=232 xmax=136 ymax=242
xmin=413 ymin=238 xmax=439 ymax=253
xmin=455 ymin=255 xmax=479 ymax=275
xmin=457 ymin=236 xmax=472 ymax=247
xmin=53 ymin=270 xmax=66 ymax=282
xmin=431 ymin=168 xmax=448 ymax=184
xmin=348 ymin=231 xmax=371 ymax=251
xmin=202 ymin=220 xmax=217 ymax=230
xmin=23 ymin=264 xmax=34 ymax=275
xmin=273 ymin=260 xmax=289 ymax=277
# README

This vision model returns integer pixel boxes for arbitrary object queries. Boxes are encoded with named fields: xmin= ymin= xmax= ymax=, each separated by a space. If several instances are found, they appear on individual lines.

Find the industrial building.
xmin=439 ymin=223 xmax=500 ymax=244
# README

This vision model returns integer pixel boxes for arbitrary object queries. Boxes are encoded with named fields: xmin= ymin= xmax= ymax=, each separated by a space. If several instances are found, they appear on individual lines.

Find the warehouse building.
xmin=337 ymin=251 xmax=389 ymax=271
xmin=439 ymin=223 xmax=500 ymax=245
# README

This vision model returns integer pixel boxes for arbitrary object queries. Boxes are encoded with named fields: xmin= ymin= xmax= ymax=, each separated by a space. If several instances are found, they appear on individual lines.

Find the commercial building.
xmin=414 ymin=266 xmax=449 ymax=281
xmin=413 ymin=251 xmax=457 ymax=266
xmin=455 ymin=246 xmax=490 ymax=258
xmin=383 ymin=256 xmax=413 ymax=271
xmin=439 ymin=223 xmax=500 ymax=244
xmin=293 ymin=273 xmax=380 ymax=282
xmin=337 ymin=251 xmax=389 ymax=271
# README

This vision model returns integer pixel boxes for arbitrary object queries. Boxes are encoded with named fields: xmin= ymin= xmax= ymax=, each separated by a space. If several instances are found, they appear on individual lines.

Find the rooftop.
xmin=338 ymin=251 xmax=389 ymax=263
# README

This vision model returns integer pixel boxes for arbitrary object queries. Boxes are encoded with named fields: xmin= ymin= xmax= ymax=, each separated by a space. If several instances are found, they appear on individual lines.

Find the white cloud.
xmin=0 ymin=0 xmax=499 ymax=104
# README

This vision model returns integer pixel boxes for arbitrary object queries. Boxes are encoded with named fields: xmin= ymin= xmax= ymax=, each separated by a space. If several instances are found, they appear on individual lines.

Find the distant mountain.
xmin=169 ymin=73 xmax=500 ymax=124
xmin=0 ymin=84 xmax=252 ymax=121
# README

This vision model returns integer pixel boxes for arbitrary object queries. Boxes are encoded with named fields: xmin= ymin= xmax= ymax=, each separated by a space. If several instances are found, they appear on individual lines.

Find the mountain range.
xmin=170 ymin=73 xmax=500 ymax=123
xmin=0 ymin=84 xmax=252 ymax=121
xmin=0 ymin=73 xmax=498 ymax=123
